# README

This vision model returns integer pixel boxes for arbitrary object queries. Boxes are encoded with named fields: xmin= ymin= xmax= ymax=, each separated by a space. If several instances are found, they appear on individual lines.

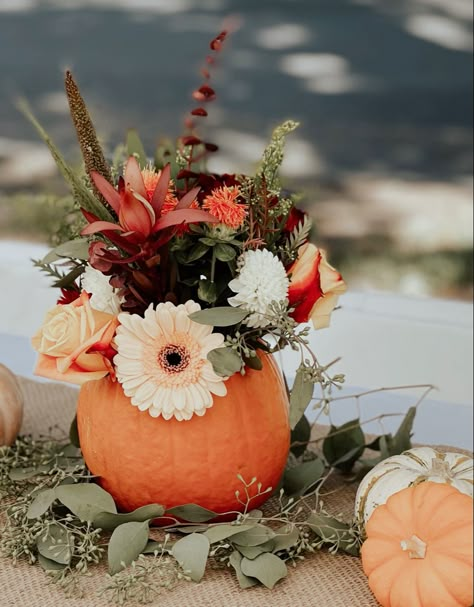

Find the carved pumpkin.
xmin=355 ymin=447 xmax=473 ymax=525
xmin=361 ymin=482 xmax=473 ymax=607
xmin=0 ymin=363 xmax=24 ymax=446
xmin=77 ymin=353 xmax=290 ymax=514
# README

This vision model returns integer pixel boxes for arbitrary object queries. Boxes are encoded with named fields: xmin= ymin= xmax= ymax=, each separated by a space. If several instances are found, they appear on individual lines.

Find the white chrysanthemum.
xmin=228 ymin=249 xmax=289 ymax=328
xmin=114 ymin=301 xmax=227 ymax=421
xmin=81 ymin=265 xmax=123 ymax=314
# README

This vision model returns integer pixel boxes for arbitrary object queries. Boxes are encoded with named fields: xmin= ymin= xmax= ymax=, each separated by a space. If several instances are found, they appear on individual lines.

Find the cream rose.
xmin=287 ymin=243 xmax=346 ymax=329
xmin=32 ymin=291 xmax=119 ymax=385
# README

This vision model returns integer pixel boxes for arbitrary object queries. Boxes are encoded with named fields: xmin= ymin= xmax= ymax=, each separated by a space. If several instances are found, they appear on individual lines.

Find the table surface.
xmin=1 ymin=240 xmax=473 ymax=450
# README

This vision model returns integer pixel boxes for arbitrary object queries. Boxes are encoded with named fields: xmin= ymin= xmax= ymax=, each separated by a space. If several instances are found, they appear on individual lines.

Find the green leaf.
xmin=27 ymin=489 xmax=57 ymax=519
xmin=56 ymin=483 xmax=117 ymax=522
xmin=271 ymin=525 xmax=300 ymax=553
xmin=229 ymin=550 xmax=258 ymax=589
xmin=108 ymin=521 xmax=150 ymax=575
xmin=322 ymin=419 xmax=365 ymax=473
xmin=214 ymin=243 xmax=237 ymax=262
xmin=171 ymin=533 xmax=210 ymax=582
xmin=126 ymin=129 xmax=147 ymax=167
xmin=166 ymin=504 xmax=218 ymax=523
xmin=69 ymin=415 xmax=80 ymax=449
xmin=37 ymin=553 xmax=67 ymax=572
xmin=198 ymin=237 xmax=217 ymax=247
xmin=240 ymin=552 xmax=287 ymax=589
xmin=306 ymin=512 xmax=359 ymax=556
xmin=37 ymin=524 xmax=73 ymax=565
xmin=392 ymin=406 xmax=416 ymax=454
xmin=290 ymin=414 xmax=311 ymax=458
xmin=9 ymin=464 xmax=52 ymax=480
xmin=189 ymin=307 xmax=248 ymax=327
xmin=289 ymin=368 xmax=314 ymax=429
xmin=42 ymin=239 xmax=90 ymax=264
xmin=230 ymin=524 xmax=275 ymax=547
xmin=236 ymin=542 xmax=274 ymax=559
xmin=197 ymin=279 xmax=217 ymax=304
xmin=207 ymin=347 xmax=242 ymax=377
xmin=283 ymin=458 xmax=325 ymax=497
xmin=243 ymin=353 xmax=263 ymax=371
xmin=203 ymin=523 xmax=257 ymax=544
xmin=52 ymin=265 xmax=84 ymax=289
xmin=93 ymin=504 xmax=165 ymax=531
xmin=186 ymin=242 xmax=209 ymax=262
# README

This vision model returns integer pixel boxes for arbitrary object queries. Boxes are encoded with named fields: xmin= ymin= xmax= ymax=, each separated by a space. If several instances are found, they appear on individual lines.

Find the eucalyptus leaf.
xmin=56 ymin=483 xmax=117 ymax=522
xmin=230 ymin=524 xmax=275 ymax=547
xmin=203 ymin=523 xmax=256 ymax=544
xmin=171 ymin=533 xmax=210 ymax=582
xmin=42 ymin=239 xmax=90 ymax=264
xmin=9 ymin=464 xmax=52 ymax=481
xmin=240 ymin=553 xmax=287 ymax=589
xmin=93 ymin=504 xmax=165 ymax=531
xmin=126 ymin=129 xmax=147 ymax=167
xmin=290 ymin=414 xmax=311 ymax=458
xmin=214 ymin=243 xmax=237 ymax=262
xmin=271 ymin=525 xmax=300 ymax=552
xmin=53 ymin=265 xmax=84 ymax=289
xmin=69 ymin=415 xmax=80 ymax=449
xmin=322 ymin=419 xmax=365 ymax=473
xmin=207 ymin=347 xmax=242 ymax=377
xmin=198 ymin=237 xmax=216 ymax=247
xmin=229 ymin=550 xmax=258 ymax=589
xmin=392 ymin=406 xmax=416 ymax=454
xmin=189 ymin=307 xmax=248 ymax=327
xmin=307 ymin=512 xmax=359 ymax=556
xmin=108 ymin=521 xmax=150 ymax=575
xmin=166 ymin=504 xmax=218 ymax=523
xmin=235 ymin=541 xmax=274 ymax=559
xmin=243 ymin=354 xmax=263 ymax=371
xmin=197 ymin=279 xmax=217 ymax=304
xmin=37 ymin=524 xmax=73 ymax=565
xmin=37 ymin=553 xmax=67 ymax=572
xmin=27 ymin=489 xmax=57 ymax=519
xmin=283 ymin=458 xmax=325 ymax=497
xmin=289 ymin=368 xmax=314 ymax=429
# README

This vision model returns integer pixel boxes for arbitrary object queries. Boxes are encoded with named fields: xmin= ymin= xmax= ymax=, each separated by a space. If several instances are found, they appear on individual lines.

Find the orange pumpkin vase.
xmin=77 ymin=353 xmax=290 ymax=516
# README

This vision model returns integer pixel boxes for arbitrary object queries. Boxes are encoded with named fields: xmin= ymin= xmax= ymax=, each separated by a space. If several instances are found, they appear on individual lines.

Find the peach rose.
xmin=288 ymin=243 xmax=346 ymax=329
xmin=31 ymin=291 xmax=119 ymax=385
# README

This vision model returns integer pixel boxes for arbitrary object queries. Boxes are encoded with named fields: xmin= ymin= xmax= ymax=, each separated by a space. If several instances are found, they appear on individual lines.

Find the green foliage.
xmin=257 ymin=120 xmax=299 ymax=195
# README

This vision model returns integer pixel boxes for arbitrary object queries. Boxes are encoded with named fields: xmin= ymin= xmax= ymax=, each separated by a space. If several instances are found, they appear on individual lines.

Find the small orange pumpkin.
xmin=77 ymin=353 xmax=290 ymax=515
xmin=361 ymin=482 xmax=473 ymax=607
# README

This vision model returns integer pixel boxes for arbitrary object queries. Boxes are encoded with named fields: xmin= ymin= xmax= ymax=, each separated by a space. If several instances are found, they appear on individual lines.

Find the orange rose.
xmin=31 ymin=291 xmax=119 ymax=385
xmin=288 ymin=243 xmax=346 ymax=329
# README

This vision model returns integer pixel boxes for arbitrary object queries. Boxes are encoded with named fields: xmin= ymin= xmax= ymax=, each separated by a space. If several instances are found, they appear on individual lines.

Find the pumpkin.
xmin=0 ymin=363 xmax=24 ymax=446
xmin=361 ymin=482 xmax=474 ymax=607
xmin=77 ymin=353 xmax=290 ymax=515
xmin=355 ymin=447 xmax=473 ymax=525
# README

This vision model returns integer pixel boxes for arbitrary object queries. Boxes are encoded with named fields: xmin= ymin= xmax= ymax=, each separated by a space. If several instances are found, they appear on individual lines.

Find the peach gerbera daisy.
xmin=114 ymin=300 xmax=227 ymax=421
xmin=202 ymin=186 xmax=247 ymax=229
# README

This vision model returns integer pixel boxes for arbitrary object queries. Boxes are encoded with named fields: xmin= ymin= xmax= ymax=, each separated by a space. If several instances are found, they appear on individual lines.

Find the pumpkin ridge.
xmin=417 ymin=489 xmax=473 ymax=537
xmin=428 ymin=553 xmax=472 ymax=606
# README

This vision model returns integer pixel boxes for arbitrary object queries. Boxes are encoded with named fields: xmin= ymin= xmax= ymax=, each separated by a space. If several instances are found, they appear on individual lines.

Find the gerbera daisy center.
xmin=158 ymin=344 xmax=190 ymax=374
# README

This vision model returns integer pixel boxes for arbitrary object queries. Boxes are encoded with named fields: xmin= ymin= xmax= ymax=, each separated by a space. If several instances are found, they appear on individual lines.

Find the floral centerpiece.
xmin=28 ymin=30 xmax=346 ymax=515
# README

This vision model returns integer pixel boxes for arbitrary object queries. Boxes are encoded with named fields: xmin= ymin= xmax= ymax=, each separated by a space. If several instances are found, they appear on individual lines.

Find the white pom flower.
xmin=113 ymin=300 xmax=228 ymax=421
xmin=228 ymin=249 xmax=289 ymax=328
xmin=81 ymin=265 xmax=123 ymax=315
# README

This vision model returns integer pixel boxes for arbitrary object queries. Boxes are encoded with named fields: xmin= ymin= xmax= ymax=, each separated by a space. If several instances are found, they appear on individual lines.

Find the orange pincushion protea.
xmin=203 ymin=185 xmax=247 ymax=229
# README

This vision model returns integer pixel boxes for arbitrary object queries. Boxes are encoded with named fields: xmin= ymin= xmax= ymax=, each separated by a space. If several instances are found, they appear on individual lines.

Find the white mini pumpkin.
xmin=0 ymin=363 xmax=24 ymax=446
xmin=355 ymin=446 xmax=473 ymax=525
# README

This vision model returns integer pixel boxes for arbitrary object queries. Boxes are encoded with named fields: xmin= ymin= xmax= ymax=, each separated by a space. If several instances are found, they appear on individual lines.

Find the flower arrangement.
xmin=2 ymin=28 xmax=466 ymax=607
xmin=29 ymin=30 xmax=346 ymax=425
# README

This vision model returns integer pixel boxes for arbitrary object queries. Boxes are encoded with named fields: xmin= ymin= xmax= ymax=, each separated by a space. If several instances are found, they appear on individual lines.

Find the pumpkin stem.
xmin=430 ymin=457 xmax=453 ymax=479
xmin=400 ymin=534 xmax=427 ymax=559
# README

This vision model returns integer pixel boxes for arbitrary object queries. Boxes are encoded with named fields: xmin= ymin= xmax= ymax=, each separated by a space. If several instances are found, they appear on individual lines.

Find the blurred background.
xmin=0 ymin=0 xmax=472 ymax=299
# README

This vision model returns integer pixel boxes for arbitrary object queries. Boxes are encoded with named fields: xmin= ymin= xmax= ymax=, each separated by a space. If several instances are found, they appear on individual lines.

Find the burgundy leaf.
xmin=191 ymin=107 xmax=208 ymax=117
xmin=150 ymin=163 xmax=171 ymax=214
xmin=204 ymin=142 xmax=219 ymax=152
xmin=182 ymin=136 xmax=202 ymax=146
xmin=153 ymin=208 xmax=218 ymax=231
xmin=81 ymin=221 xmax=125 ymax=235
xmin=90 ymin=172 xmax=121 ymax=214
xmin=176 ymin=187 xmax=201 ymax=210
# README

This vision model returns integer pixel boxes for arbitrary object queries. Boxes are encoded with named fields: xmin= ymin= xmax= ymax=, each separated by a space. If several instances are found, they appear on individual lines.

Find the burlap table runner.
xmin=2 ymin=379 xmax=467 ymax=607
